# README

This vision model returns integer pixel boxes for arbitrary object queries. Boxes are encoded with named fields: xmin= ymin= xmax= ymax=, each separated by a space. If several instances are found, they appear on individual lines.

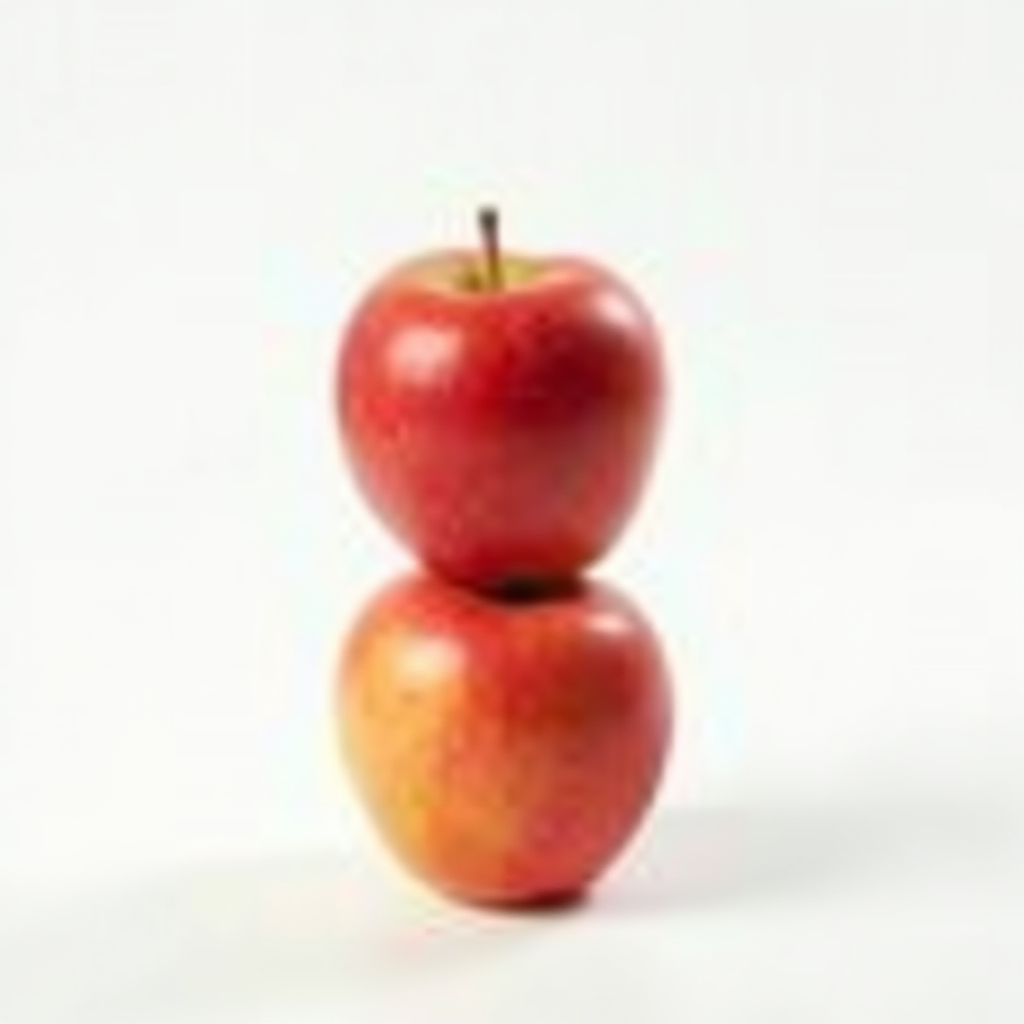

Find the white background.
xmin=2 ymin=0 xmax=1024 ymax=1020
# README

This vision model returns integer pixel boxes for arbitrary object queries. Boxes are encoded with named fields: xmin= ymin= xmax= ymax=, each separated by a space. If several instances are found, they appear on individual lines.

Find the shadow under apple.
xmin=1 ymin=797 xmax=1014 ymax=1022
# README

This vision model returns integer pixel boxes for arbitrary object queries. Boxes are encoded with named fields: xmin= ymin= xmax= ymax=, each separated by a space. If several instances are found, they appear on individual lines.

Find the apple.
xmin=337 ymin=571 xmax=672 ymax=907
xmin=336 ymin=208 xmax=665 ymax=590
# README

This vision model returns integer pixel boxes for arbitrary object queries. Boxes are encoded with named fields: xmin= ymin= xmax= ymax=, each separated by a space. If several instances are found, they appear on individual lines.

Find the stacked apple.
xmin=333 ymin=209 xmax=672 ymax=907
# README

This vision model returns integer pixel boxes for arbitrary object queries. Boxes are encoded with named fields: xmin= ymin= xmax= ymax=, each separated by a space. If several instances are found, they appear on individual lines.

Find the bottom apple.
xmin=336 ymin=572 xmax=672 ymax=907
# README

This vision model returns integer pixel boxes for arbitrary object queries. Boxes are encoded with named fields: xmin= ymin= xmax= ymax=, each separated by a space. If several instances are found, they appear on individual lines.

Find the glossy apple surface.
xmin=336 ymin=236 xmax=665 ymax=590
xmin=337 ymin=572 xmax=672 ymax=907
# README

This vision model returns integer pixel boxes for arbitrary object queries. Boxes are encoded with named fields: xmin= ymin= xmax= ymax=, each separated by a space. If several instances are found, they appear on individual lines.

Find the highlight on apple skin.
xmin=336 ymin=571 xmax=673 ymax=908
xmin=335 ymin=211 xmax=665 ymax=591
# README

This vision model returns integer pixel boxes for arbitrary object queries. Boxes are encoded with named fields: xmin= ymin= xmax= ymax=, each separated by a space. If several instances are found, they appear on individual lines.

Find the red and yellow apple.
xmin=337 ymin=572 xmax=672 ymax=906
xmin=335 ymin=209 xmax=665 ymax=590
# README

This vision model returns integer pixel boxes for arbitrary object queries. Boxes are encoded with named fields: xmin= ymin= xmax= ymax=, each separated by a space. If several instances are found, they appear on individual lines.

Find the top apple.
xmin=335 ymin=209 xmax=665 ymax=592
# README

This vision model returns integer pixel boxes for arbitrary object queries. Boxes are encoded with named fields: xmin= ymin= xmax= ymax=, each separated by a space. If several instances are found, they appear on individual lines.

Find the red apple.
xmin=336 ymin=209 xmax=665 ymax=590
xmin=337 ymin=571 xmax=672 ymax=907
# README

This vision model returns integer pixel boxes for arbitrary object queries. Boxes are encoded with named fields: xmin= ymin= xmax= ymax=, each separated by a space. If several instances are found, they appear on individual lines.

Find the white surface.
xmin=2 ymin=0 xmax=1024 ymax=1020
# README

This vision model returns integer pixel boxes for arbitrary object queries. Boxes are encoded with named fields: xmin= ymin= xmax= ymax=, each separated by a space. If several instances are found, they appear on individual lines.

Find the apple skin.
xmin=336 ymin=249 xmax=665 ymax=590
xmin=337 ymin=571 xmax=672 ymax=907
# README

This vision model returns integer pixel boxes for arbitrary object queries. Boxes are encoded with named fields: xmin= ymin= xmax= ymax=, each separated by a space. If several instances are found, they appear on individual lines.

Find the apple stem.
xmin=478 ymin=205 xmax=503 ymax=292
